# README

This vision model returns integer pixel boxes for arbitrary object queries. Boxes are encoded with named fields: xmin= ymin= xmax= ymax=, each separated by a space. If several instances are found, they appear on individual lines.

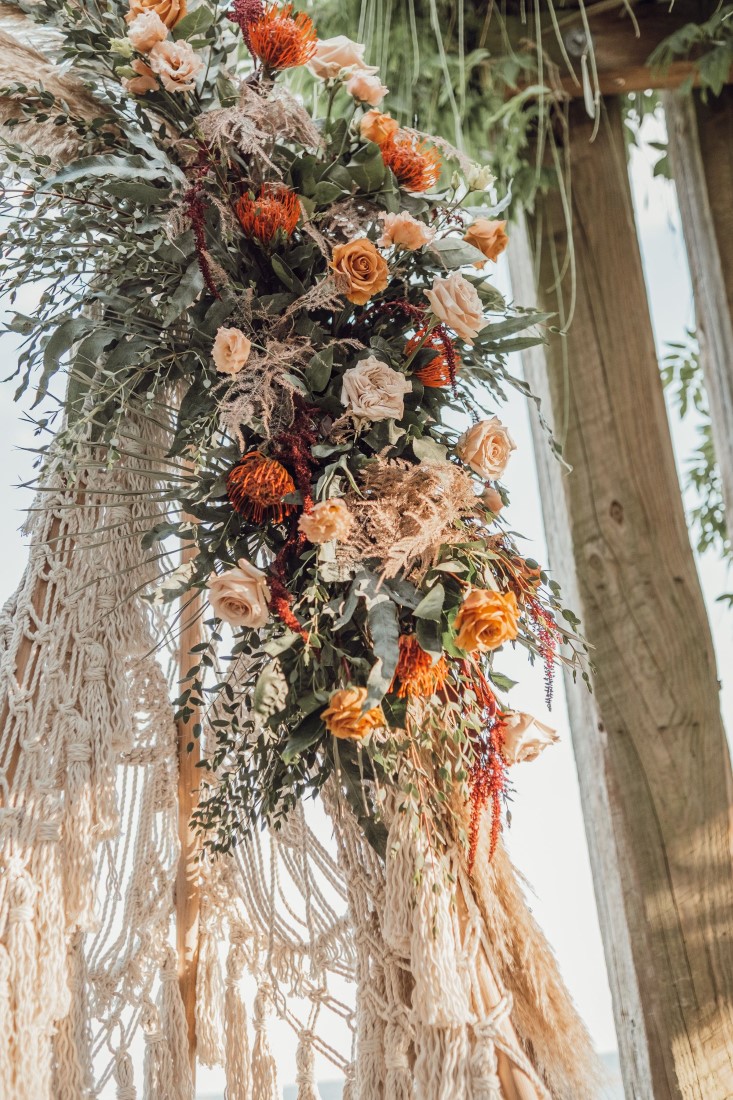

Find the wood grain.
xmin=513 ymin=97 xmax=733 ymax=1099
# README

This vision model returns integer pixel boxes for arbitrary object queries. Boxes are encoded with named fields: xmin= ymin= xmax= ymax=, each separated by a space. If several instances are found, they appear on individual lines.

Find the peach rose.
xmin=322 ymin=687 xmax=383 ymax=741
xmin=346 ymin=71 xmax=388 ymax=107
xmin=456 ymin=416 xmax=516 ymax=479
xmin=378 ymin=212 xmax=435 ymax=251
xmin=207 ymin=559 xmax=270 ymax=629
xmin=454 ymin=588 xmax=519 ymax=653
xmin=331 ymin=238 xmax=389 ymax=305
xmin=424 ymin=272 xmax=486 ymax=344
xmin=501 ymin=712 xmax=558 ymax=765
xmin=127 ymin=10 xmax=168 ymax=52
xmin=123 ymin=58 xmax=158 ymax=94
xmin=126 ymin=0 xmax=185 ymax=30
xmin=308 ymin=35 xmax=377 ymax=80
xmin=481 ymin=485 xmax=504 ymax=515
xmin=463 ymin=219 xmax=509 ymax=266
xmin=212 ymin=326 xmax=252 ymax=376
xmin=148 ymin=39 xmax=201 ymax=92
xmin=360 ymin=109 xmax=399 ymax=145
xmin=299 ymin=499 xmax=353 ymax=543
xmin=341 ymin=356 xmax=411 ymax=423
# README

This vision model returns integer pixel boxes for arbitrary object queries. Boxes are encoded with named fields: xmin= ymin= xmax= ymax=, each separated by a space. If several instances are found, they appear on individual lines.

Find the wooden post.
xmin=176 ymin=538 xmax=204 ymax=1081
xmin=509 ymin=97 xmax=733 ymax=1099
xmin=663 ymin=86 xmax=733 ymax=531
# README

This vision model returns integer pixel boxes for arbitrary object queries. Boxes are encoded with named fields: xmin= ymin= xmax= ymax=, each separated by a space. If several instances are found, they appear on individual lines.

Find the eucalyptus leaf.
xmin=413 ymin=582 xmax=445 ymax=621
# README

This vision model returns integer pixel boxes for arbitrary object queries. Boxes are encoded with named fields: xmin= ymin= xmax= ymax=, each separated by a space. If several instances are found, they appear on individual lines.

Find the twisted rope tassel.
xmin=113 ymin=1049 xmax=137 ymax=1100
xmin=54 ymin=932 xmax=93 ymax=1100
xmin=295 ymin=1030 xmax=319 ymax=1100
xmin=0 ymin=945 xmax=13 ymax=1094
xmin=159 ymin=946 xmax=194 ymax=1100
xmin=142 ymin=1000 xmax=174 ymax=1100
xmin=196 ymin=926 xmax=225 ymax=1067
xmin=224 ymin=941 xmax=251 ymax=1100
xmin=6 ymin=869 xmax=49 ymax=1100
xmin=383 ymin=1002 xmax=413 ymax=1100
xmin=470 ymin=994 xmax=512 ymax=1100
xmin=251 ymin=982 xmax=279 ymax=1100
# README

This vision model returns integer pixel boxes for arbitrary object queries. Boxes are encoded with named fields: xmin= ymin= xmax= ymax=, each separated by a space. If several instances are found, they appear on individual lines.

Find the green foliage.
xmin=649 ymin=5 xmax=733 ymax=99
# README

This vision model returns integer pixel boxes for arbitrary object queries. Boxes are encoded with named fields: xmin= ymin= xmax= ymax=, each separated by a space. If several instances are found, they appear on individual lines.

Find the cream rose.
xmin=341 ymin=356 xmax=411 ymax=423
xmin=481 ymin=485 xmax=504 ymax=515
xmin=207 ymin=559 xmax=270 ymax=629
xmin=212 ymin=326 xmax=251 ymax=376
xmin=148 ymin=39 xmax=202 ymax=93
xmin=346 ymin=71 xmax=388 ymax=107
xmin=127 ymin=11 xmax=168 ymax=52
xmin=308 ymin=35 xmax=377 ymax=80
xmin=126 ymin=0 xmax=185 ymax=29
xmin=424 ymin=272 xmax=487 ymax=344
xmin=456 ymin=416 xmax=516 ymax=479
xmin=299 ymin=499 xmax=353 ymax=544
xmin=501 ymin=712 xmax=559 ymax=765
xmin=378 ymin=212 xmax=435 ymax=251
xmin=360 ymin=109 xmax=398 ymax=145
xmin=463 ymin=218 xmax=509 ymax=266
xmin=123 ymin=59 xmax=158 ymax=94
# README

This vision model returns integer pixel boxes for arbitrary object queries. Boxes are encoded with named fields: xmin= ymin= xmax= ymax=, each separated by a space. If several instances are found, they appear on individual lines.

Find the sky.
xmin=1 ymin=107 xmax=730 ymax=1096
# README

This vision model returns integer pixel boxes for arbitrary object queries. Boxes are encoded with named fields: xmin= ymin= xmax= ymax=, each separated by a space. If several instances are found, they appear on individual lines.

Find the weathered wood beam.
xmin=663 ymin=86 xmax=733 ymax=531
xmin=510 ymin=96 xmax=733 ymax=1099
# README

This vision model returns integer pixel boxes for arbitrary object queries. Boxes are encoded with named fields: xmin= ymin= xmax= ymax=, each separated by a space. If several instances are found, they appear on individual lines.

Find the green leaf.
xmin=36 ymin=316 xmax=93 ymax=407
xmin=162 ymin=259 xmax=204 ymax=326
xmin=305 ymin=346 xmax=333 ymax=392
xmin=430 ymin=237 xmax=486 ymax=269
xmin=172 ymin=4 xmax=215 ymax=40
xmin=413 ymin=582 xmax=445 ymax=621
xmin=47 ymin=153 xmax=177 ymax=188
xmin=346 ymin=143 xmax=388 ymax=193
xmin=489 ymin=671 xmax=518 ymax=693
xmin=282 ymin=712 xmax=324 ymax=763
xmin=416 ymin=617 xmax=443 ymax=659
xmin=412 ymin=436 xmax=448 ymax=463
xmin=313 ymin=180 xmax=346 ymax=205
xmin=365 ymin=588 xmax=400 ymax=707
xmin=270 ymin=253 xmax=305 ymax=294
xmin=65 ymin=327 xmax=115 ymax=415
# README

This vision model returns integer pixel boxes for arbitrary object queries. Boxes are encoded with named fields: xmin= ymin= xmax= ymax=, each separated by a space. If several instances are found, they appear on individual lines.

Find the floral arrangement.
xmin=0 ymin=0 xmax=586 ymax=864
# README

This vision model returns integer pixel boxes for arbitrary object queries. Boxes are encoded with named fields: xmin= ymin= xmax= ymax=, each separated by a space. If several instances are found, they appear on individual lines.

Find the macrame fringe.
xmin=251 ymin=983 xmax=280 ymax=1100
xmin=224 ymin=941 xmax=252 ymax=1100
xmin=196 ymin=925 xmax=225 ymax=1067
xmin=159 ymin=946 xmax=195 ymax=1100
xmin=295 ymin=1030 xmax=319 ymax=1100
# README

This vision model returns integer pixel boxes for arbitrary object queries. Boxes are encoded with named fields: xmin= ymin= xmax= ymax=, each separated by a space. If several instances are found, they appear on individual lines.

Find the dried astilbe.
xmin=342 ymin=458 xmax=479 ymax=579
xmin=218 ymin=337 xmax=311 ymax=443
xmin=317 ymin=196 xmax=381 ymax=245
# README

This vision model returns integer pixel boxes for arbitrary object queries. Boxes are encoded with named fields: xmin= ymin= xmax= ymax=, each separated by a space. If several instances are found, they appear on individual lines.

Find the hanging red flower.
xmin=391 ymin=633 xmax=449 ymax=698
xmin=226 ymin=451 xmax=296 ymax=524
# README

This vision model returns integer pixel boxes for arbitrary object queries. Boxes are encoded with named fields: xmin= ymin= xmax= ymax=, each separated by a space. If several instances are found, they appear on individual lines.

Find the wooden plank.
xmin=511 ymin=96 xmax=733 ymax=1099
xmin=175 ymin=537 xmax=204 ymax=1081
xmin=663 ymin=87 xmax=733 ymax=529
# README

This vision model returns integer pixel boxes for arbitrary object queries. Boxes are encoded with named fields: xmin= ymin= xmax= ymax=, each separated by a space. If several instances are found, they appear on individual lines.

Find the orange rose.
xmin=322 ymin=687 xmax=383 ymax=741
xmin=360 ymin=109 xmax=399 ymax=145
xmin=331 ymin=238 xmax=389 ymax=306
xmin=463 ymin=219 xmax=509 ymax=266
xmin=454 ymin=589 xmax=519 ymax=653
xmin=126 ymin=0 xmax=186 ymax=30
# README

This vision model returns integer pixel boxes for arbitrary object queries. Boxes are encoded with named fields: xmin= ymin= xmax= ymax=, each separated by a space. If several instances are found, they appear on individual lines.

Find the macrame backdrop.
xmin=0 ymin=11 xmax=600 ymax=1100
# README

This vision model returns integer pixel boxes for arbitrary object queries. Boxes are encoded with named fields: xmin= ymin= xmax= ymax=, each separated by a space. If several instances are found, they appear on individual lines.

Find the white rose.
xmin=212 ymin=326 xmax=251 ymax=376
xmin=341 ymin=356 xmax=411 ymax=423
xmin=308 ymin=35 xmax=377 ymax=80
xmin=456 ymin=416 xmax=516 ymax=479
xmin=465 ymin=162 xmax=496 ymax=191
xmin=207 ymin=559 xmax=270 ymax=629
xmin=501 ymin=712 xmax=559 ymax=765
xmin=378 ymin=211 xmax=435 ymax=250
xmin=424 ymin=272 xmax=487 ymax=344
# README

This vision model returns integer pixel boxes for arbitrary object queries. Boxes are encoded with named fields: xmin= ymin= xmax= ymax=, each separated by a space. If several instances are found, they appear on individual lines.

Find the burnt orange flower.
xmin=406 ymin=326 xmax=458 ymax=388
xmin=322 ymin=687 xmax=383 ymax=741
xmin=227 ymin=451 xmax=295 ymax=524
xmin=380 ymin=131 xmax=441 ymax=193
xmin=247 ymin=3 xmax=316 ymax=71
xmin=236 ymin=185 xmax=300 ymax=245
xmin=391 ymin=634 xmax=448 ymax=698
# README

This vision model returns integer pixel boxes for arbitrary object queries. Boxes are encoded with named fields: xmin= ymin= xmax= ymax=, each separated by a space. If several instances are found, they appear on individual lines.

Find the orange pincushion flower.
xmin=391 ymin=634 xmax=449 ymax=698
xmin=406 ymin=326 xmax=457 ymax=388
xmin=236 ymin=185 xmax=300 ymax=245
xmin=380 ymin=131 xmax=441 ymax=193
xmin=247 ymin=3 xmax=316 ymax=71
xmin=227 ymin=451 xmax=295 ymax=524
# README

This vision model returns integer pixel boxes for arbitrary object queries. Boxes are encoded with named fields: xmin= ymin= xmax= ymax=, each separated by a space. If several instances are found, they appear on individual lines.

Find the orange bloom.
xmin=226 ymin=451 xmax=295 ymax=524
xmin=454 ymin=589 xmax=520 ymax=653
xmin=406 ymin=326 xmax=457 ymax=388
xmin=391 ymin=634 xmax=448 ymax=698
xmin=380 ymin=131 xmax=441 ymax=193
xmin=247 ymin=3 xmax=317 ymax=71
xmin=235 ymin=185 xmax=300 ymax=245
xmin=322 ymin=687 xmax=383 ymax=741
xmin=331 ymin=238 xmax=389 ymax=306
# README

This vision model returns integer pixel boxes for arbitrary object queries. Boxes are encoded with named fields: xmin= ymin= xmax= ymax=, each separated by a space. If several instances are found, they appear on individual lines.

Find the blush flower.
xmin=127 ymin=10 xmax=168 ymax=52
xmin=454 ymin=588 xmax=520 ymax=653
xmin=481 ymin=486 xmax=504 ymax=515
xmin=341 ymin=356 xmax=411 ymax=423
xmin=331 ymin=238 xmax=389 ymax=305
xmin=299 ymin=499 xmax=353 ymax=544
xmin=123 ymin=59 xmax=158 ymax=94
xmin=148 ymin=39 xmax=202 ymax=92
xmin=126 ymin=0 xmax=185 ymax=29
xmin=208 ymin=558 xmax=270 ymax=629
xmin=456 ymin=416 xmax=516 ymax=479
xmin=346 ymin=70 xmax=388 ymax=107
xmin=463 ymin=218 xmax=509 ymax=266
xmin=360 ymin=109 xmax=399 ymax=145
xmin=212 ymin=327 xmax=252 ymax=376
xmin=501 ymin=711 xmax=559 ymax=765
xmin=308 ymin=35 xmax=376 ymax=79
xmin=378 ymin=211 xmax=435 ymax=251
xmin=322 ymin=687 xmax=383 ymax=741
xmin=424 ymin=271 xmax=486 ymax=344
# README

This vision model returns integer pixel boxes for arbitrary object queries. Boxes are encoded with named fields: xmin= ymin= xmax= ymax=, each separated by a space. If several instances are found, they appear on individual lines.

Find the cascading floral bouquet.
xmin=0 ymin=0 xmax=586 ymax=867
